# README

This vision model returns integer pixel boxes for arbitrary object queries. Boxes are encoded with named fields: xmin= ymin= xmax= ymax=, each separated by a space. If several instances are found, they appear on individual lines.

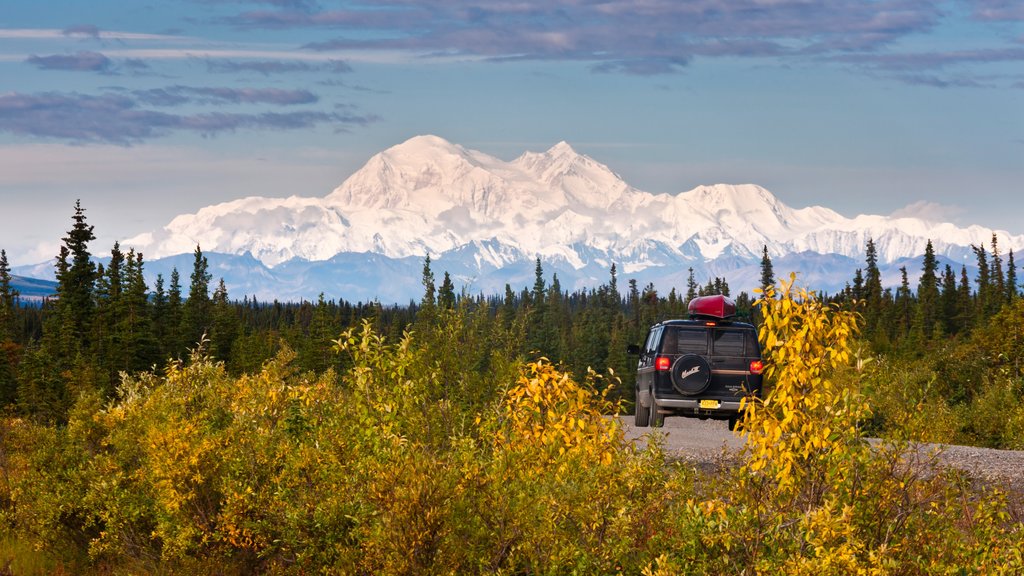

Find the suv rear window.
xmin=660 ymin=328 xmax=707 ymax=355
xmin=712 ymin=330 xmax=746 ymax=356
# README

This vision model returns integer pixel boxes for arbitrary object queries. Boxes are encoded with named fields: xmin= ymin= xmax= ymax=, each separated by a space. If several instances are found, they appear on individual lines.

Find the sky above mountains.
xmin=1 ymin=1 xmax=1022 ymax=267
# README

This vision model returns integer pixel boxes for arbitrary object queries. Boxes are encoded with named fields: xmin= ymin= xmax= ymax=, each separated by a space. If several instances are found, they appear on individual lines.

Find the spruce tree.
xmin=685 ymin=267 xmax=698 ymax=304
xmin=0 ymin=250 xmax=18 ymax=406
xmin=53 ymin=200 xmax=97 ymax=351
xmin=181 ymin=245 xmax=213 ymax=351
xmin=864 ymin=238 xmax=883 ymax=336
xmin=990 ymin=233 xmax=1005 ymax=308
xmin=420 ymin=255 xmax=436 ymax=308
xmin=122 ymin=250 xmax=157 ymax=372
xmin=151 ymin=273 xmax=168 ymax=347
xmin=210 ymin=278 xmax=239 ymax=362
xmin=940 ymin=264 xmax=958 ymax=335
xmin=895 ymin=266 xmax=914 ymax=340
xmin=527 ymin=257 xmax=551 ymax=356
xmin=167 ymin=268 xmax=184 ymax=358
xmin=438 ymin=271 xmax=456 ymax=310
xmin=957 ymin=265 xmax=973 ymax=333
xmin=0 ymin=249 xmax=17 ymax=342
xmin=916 ymin=240 xmax=939 ymax=340
xmin=92 ymin=242 xmax=126 ymax=391
xmin=1008 ymin=250 xmax=1018 ymax=302
xmin=972 ymin=244 xmax=992 ymax=321
xmin=759 ymin=245 xmax=775 ymax=293
xmin=852 ymin=269 xmax=864 ymax=302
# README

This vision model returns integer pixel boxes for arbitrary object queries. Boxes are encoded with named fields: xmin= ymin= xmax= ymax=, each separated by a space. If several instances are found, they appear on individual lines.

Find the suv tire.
xmin=634 ymin=387 xmax=650 ymax=427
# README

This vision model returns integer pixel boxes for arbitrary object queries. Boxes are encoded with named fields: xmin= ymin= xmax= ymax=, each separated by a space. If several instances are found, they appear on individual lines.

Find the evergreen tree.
xmin=416 ymin=255 xmax=437 ymax=328
xmin=916 ymin=240 xmax=939 ymax=340
xmin=852 ymin=268 xmax=864 ymax=302
xmin=0 ymin=250 xmax=19 ymax=406
xmin=438 ymin=271 xmax=456 ymax=310
xmin=990 ymin=233 xmax=1005 ymax=307
xmin=122 ymin=249 xmax=157 ymax=372
xmin=210 ymin=278 xmax=239 ymax=362
xmin=956 ymin=265 xmax=973 ymax=334
xmin=685 ymin=267 xmax=698 ymax=304
xmin=181 ymin=246 xmax=213 ymax=350
xmin=1008 ymin=250 xmax=1018 ymax=302
xmin=759 ymin=245 xmax=775 ymax=293
xmin=864 ymin=238 xmax=883 ymax=336
xmin=940 ymin=264 xmax=958 ymax=335
xmin=0 ymin=249 xmax=17 ymax=342
xmin=972 ymin=244 xmax=992 ymax=321
xmin=527 ymin=258 xmax=552 ymax=356
xmin=895 ymin=266 xmax=913 ymax=340
xmin=53 ymin=200 xmax=97 ymax=351
xmin=92 ymin=242 xmax=126 ymax=392
xmin=420 ymin=255 xmax=436 ymax=308
xmin=167 ymin=268 xmax=184 ymax=358
xmin=151 ymin=273 xmax=169 ymax=348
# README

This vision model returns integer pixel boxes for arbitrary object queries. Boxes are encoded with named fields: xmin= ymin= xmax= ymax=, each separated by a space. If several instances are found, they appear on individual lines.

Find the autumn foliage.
xmin=1 ymin=282 xmax=1022 ymax=574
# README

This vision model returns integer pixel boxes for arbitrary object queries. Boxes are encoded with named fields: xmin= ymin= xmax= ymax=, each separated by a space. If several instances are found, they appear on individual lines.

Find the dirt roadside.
xmin=618 ymin=416 xmax=1024 ymax=493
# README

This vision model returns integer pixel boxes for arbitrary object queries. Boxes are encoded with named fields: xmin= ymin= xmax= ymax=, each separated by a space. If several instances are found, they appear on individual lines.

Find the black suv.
xmin=628 ymin=295 xmax=763 ymax=430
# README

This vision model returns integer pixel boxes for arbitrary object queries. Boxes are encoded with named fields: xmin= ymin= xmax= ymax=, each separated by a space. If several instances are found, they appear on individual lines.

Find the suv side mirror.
xmin=626 ymin=344 xmax=641 ymax=355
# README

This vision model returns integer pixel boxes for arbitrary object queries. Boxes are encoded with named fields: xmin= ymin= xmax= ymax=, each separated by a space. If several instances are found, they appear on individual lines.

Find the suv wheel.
xmin=634 ymin=386 xmax=650 ymax=427
xmin=650 ymin=396 xmax=664 ymax=427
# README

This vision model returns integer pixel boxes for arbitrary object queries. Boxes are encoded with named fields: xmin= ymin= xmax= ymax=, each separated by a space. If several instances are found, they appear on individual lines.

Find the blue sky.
xmin=1 ymin=0 xmax=1022 ymax=266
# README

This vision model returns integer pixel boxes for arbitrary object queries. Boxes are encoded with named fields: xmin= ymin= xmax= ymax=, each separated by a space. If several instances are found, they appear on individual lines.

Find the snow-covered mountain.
xmin=108 ymin=134 xmax=1024 ymax=302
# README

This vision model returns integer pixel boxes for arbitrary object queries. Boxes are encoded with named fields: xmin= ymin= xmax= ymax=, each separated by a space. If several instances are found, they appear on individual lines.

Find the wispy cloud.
xmin=205 ymin=57 xmax=352 ymax=74
xmin=218 ymin=0 xmax=943 ymax=74
xmin=62 ymin=24 xmax=101 ymax=38
xmin=26 ymin=51 xmax=112 ymax=72
xmin=0 ymin=91 xmax=377 ymax=144
xmin=890 ymin=201 xmax=964 ymax=223
xmin=969 ymin=0 xmax=1024 ymax=22
xmin=132 ymin=86 xmax=319 ymax=106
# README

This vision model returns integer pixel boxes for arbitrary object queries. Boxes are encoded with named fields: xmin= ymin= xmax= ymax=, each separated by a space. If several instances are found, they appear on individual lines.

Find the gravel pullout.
xmin=618 ymin=416 xmax=1024 ymax=493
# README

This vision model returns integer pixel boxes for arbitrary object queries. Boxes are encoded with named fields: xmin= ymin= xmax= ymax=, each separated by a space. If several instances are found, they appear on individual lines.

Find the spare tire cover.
xmin=670 ymin=354 xmax=712 ymax=396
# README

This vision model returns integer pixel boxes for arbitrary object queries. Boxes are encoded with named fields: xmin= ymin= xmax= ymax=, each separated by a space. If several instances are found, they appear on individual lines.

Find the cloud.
xmin=969 ymin=0 xmax=1024 ymax=22
xmin=890 ymin=201 xmax=964 ymax=224
xmin=62 ymin=24 xmax=101 ymax=38
xmin=221 ymin=0 xmax=942 ymax=74
xmin=205 ymin=58 xmax=352 ymax=74
xmin=26 ymin=51 xmax=112 ymax=72
xmin=0 ymin=91 xmax=377 ymax=144
xmin=133 ymin=86 xmax=319 ymax=106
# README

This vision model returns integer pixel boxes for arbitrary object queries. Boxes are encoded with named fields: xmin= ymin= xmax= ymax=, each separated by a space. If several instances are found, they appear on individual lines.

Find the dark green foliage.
xmin=1011 ymin=248 xmax=1019 ymax=301
xmin=180 ymin=246 xmax=213 ymax=351
xmin=760 ymin=244 xmax=774 ymax=292
xmin=916 ymin=240 xmax=939 ymax=340
xmin=0 ymin=249 xmax=16 ymax=343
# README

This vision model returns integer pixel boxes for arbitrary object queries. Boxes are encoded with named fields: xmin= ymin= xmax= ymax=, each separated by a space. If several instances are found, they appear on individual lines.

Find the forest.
xmin=0 ymin=202 xmax=1022 ymax=573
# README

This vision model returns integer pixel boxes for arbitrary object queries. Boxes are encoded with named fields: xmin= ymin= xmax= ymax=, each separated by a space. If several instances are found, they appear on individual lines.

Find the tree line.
xmin=0 ymin=202 xmax=1020 ymax=430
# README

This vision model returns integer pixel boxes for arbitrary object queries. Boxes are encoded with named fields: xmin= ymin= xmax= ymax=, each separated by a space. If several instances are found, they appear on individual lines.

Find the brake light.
xmin=655 ymin=356 xmax=671 ymax=371
xmin=704 ymin=321 xmax=716 ymax=326
xmin=749 ymin=360 xmax=764 ymax=375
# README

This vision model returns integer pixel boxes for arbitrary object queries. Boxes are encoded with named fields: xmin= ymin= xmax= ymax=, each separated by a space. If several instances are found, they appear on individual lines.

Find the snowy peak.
xmin=513 ymin=141 xmax=632 ymax=210
xmin=125 ymin=134 xmax=1024 ymax=284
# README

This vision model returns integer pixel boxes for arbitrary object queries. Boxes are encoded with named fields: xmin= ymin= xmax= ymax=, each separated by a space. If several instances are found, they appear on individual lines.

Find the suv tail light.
xmin=749 ymin=360 xmax=764 ymax=375
xmin=655 ymin=356 xmax=672 ymax=371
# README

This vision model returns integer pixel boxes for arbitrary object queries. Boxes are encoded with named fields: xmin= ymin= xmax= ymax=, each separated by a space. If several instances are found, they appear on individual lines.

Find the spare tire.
xmin=670 ymin=354 xmax=712 ymax=396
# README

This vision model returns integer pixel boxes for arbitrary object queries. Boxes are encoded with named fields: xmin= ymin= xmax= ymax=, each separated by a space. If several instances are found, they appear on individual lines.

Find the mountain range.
xmin=15 ymin=135 xmax=1024 ymax=303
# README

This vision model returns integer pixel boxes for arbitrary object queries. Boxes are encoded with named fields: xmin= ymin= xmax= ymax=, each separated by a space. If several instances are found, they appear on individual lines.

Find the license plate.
xmin=699 ymin=399 xmax=720 ymax=409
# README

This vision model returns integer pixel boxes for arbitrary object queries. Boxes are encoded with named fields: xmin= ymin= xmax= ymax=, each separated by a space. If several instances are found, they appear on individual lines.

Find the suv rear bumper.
xmin=654 ymin=397 xmax=744 ymax=412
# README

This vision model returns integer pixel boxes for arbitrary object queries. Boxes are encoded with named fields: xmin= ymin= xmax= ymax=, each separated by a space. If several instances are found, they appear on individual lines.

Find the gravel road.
xmin=619 ymin=416 xmax=1024 ymax=492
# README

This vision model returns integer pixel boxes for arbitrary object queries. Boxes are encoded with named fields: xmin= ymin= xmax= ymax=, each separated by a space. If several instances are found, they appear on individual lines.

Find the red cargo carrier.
xmin=687 ymin=294 xmax=736 ymax=319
